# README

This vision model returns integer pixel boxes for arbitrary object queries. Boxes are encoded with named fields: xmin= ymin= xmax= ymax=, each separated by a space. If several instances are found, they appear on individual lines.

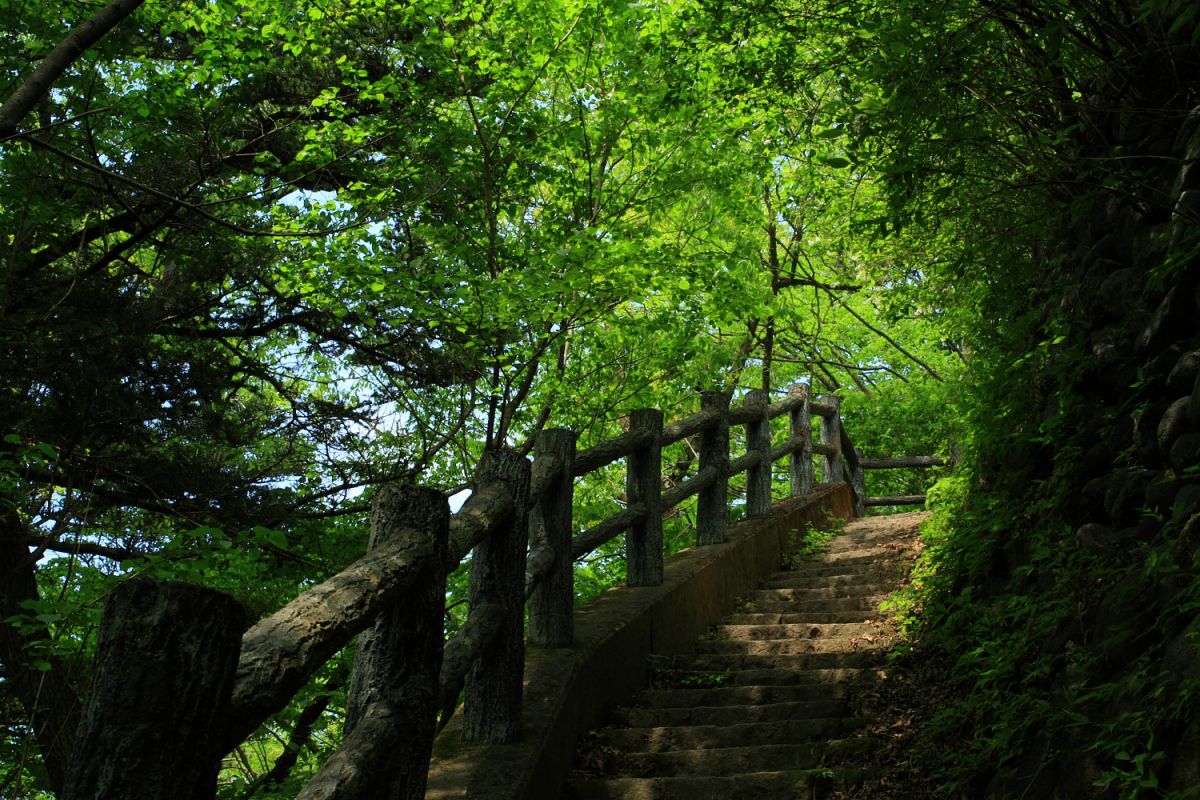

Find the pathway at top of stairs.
xmin=564 ymin=511 xmax=928 ymax=800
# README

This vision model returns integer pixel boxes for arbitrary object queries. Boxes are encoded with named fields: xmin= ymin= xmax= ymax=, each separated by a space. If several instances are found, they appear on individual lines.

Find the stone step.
xmin=725 ymin=610 xmax=887 ymax=625
xmin=603 ymin=740 xmax=861 ymax=778
xmin=669 ymin=650 xmax=885 ymax=672
xmin=616 ymin=697 xmax=849 ymax=728
xmin=747 ymin=594 xmax=886 ymax=615
xmin=692 ymin=636 xmax=892 ymax=657
xmin=636 ymin=682 xmax=849 ymax=709
xmin=760 ymin=576 xmax=894 ymax=592
xmin=713 ymin=622 xmax=884 ymax=640
xmin=754 ymin=584 xmax=892 ymax=600
xmin=783 ymin=557 xmax=886 ymax=576
xmin=597 ymin=717 xmax=868 ymax=752
xmin=567 ymin=770 xmax=821 ymax=800
xmin=649 ymin=666 xmax=867 ymax=688
xmin=822 ymin=542 xmax=903 ymax=557
xmin=832 ymin=526 xmax=914 ymax=544
xmin=753 ymin=585 xmax=890 ymax=601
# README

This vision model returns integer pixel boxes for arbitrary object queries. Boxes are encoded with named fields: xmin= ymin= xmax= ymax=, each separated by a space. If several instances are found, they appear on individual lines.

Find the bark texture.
xmin=697 ymin=391 xmax=731 ymax=545
xmin=463 ymin=449 xmax=531 ymax=743
xmin=63 ymin=579 xmax=244 ymax=800
xmin=0 ymin=509 xmax=82 ymax=795
xmin=0 ymin=0 xmax=145 ymax=138
xmin=626 ymin=409 xmax=664 ymax=586
xmin=225 ymin=513 xmax=440 ymax=749
xmin=300 ymin=486 xmax=449 ymax=800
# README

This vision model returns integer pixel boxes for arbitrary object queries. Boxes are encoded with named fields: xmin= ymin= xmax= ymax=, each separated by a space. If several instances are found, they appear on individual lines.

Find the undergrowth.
xmin=885 ymin=468 xmax=1200 ymax=799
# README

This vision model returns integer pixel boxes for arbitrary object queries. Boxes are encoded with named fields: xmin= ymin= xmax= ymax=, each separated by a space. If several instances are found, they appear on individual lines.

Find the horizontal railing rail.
xmin=70 ymin=380 xmax=954 ymax=800
xmin=858 ymin=453 xmax=952 ymax=508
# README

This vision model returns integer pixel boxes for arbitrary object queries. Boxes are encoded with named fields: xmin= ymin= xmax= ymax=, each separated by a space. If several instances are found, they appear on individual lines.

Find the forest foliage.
xmin=2 ymin=0 xmax=1196 ymax=797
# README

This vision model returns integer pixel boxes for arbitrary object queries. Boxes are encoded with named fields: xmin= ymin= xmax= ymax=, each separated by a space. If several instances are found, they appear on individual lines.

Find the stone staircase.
xmin=564 ymin=512 xmax=926 ymax=800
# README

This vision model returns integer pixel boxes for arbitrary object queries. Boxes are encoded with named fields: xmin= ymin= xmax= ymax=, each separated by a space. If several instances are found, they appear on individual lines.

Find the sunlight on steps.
xmin=564 ymin=512 xmax=927 ymax=800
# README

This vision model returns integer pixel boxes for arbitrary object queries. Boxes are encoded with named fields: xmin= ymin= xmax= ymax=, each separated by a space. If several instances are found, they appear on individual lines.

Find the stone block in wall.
xmin=1169 ymin=432 xmax=1200 ymax=473
xmin=1095 ymin=266 xmax=1144 ymax=319
xmin=1190 ymin=371 xmax=1200 ymax=426
xmin=1158 ymin=396 xmax=1194 ymax=455
xmin=1104 ymin=469 xmax=1157 ymax=525
xmin=1168 ymin=350 xmax=1200 ymax=393
xmin=1137 ymin=286 xmax=1196 ymax=356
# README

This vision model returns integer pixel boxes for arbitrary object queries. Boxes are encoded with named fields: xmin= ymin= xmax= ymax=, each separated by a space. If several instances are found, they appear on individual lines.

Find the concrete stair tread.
xmin=636 ymin=683 xmax=848 ymax=708
xmin=713 ymin=621 xmax=884 ymax=639
xmin=739 ymin=598 xmax=885 ymax=616
xmin=597 ymin=717 xmax=869 ymax=751
xmin=781 ymin=560 xmax=888 ymax=577
xmin=650 ymin=666 xmax=869 ymax=687
xmin=692 ymin=637 xmax=893 ymax=656
xmin=566 ymin=770 xmax=822 ymax=800
xmin=753 ymin=584 xmax=892 ymax=598
xmin=725 ymin=611 xmax=886 ymax=625
xmin=616 ymin=698 xmax=850 ymax=727
xmin=599 ymin=739 xmax=864 ymax=778
xmin=763 ymin=574 xmax=894 ymax=589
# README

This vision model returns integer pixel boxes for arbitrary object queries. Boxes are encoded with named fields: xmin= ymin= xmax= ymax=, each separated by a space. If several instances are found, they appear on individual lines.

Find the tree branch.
xmin=0 ymin=0 xmax=145 ymax=139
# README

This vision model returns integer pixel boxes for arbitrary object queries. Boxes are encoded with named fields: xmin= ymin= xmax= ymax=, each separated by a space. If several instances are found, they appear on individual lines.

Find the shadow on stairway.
xmin=564 ymin=512 xmax=927 ymax=800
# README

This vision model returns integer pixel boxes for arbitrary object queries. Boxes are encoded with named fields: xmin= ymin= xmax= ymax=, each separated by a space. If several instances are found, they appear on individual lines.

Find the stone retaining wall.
xmin=425 ymin=483 xmax=854 ymax=800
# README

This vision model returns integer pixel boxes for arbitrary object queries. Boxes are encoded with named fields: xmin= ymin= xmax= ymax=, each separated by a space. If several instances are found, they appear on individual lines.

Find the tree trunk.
xmin=0 ymin=509 xmax=81 ymax=796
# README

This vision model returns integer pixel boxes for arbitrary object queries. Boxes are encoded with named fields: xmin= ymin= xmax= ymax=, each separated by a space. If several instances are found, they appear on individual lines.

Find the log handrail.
xmin=86 ymin=379 xmax=952 ymax=798
xmin=858 ymin=451 xmax=950 ymax=507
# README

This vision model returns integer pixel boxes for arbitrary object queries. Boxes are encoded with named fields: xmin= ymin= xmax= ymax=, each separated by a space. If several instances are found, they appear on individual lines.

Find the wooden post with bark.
xmin=298 ymin=486 xmax=449 ymax=800
xmin=851 ymin=456 xmax=867 ymax=518
xmin=626 ymin=409 xmax=664 ymax=586
xmin=63 ymin=579 xmax=245 ymax=800
xmin=744 ymin=390 xmax=772 ymax=517
xmin=463 ymin=449 xmax=531 ymax=743
xmin=528 ymin=429 xmax=577 ymax=647
xmin=696 ymin=391 xmax=730 ymax=545
xmin=789 ymin=383 xmax=813 ymax=496
xmin=818 ymin=393 xmax=843 ymax=484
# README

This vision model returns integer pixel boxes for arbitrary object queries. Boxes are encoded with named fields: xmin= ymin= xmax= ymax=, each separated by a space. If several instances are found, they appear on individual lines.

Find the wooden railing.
xmin=63 ymin=383 xmax=874 ymax=800
xmin=858 ymin=454 xmax=951 ymax=507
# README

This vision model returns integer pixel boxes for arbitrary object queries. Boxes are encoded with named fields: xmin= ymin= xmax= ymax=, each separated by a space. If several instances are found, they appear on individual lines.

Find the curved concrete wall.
xmin=426 ymin=484 xmax=854 ymax=800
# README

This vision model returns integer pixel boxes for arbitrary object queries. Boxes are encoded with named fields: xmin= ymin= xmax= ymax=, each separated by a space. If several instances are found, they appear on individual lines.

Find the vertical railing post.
xmin=64 ymin=580 xmax=245 ymax=800
xmin=851 ymin=453 xmax=867 ymax=517
xmin=626 ymin=408 xmax=663 ymax=587
xmin=463 ymin=449 xmax=530 ymax=744
xmin=302 ymin=486 xmax=449 ymax=800
xmin=788 ymin=383 xmax=813 ymax=496
xmin=745 ymin=389 xmax=772 ymax=517
xmin=528 ymin=429 xmax=576 ymax=647
xmin=697 ymin=391 xmax=730 ymax=545
xmin=819 ymin=394 xmax=843 ymax=483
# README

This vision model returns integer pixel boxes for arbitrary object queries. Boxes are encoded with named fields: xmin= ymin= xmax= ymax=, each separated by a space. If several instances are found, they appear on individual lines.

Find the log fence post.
xmin=696 ymin=391 xmax=730 ymax=545
xmin=64 ymin=580 xmax=245 ymax=800
xmin=789 ymin=383 xmax=813 ymax=496
xmin=851 ymin=455 xmax=867 ymax=517
xmin=626 ymin=408 xmax=664 ymax=586
xmin=819 ymin=393 xmax=843 ymax=484
xmin=745 ymin=390 xmax=772 ymax=516
xmin=299 ymin=486 xmax=449 ymax=800
xmin=463 ymin=449 xmax=531 ymax=744
xmin=528 ymin=429 xmax=576 ymax=647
